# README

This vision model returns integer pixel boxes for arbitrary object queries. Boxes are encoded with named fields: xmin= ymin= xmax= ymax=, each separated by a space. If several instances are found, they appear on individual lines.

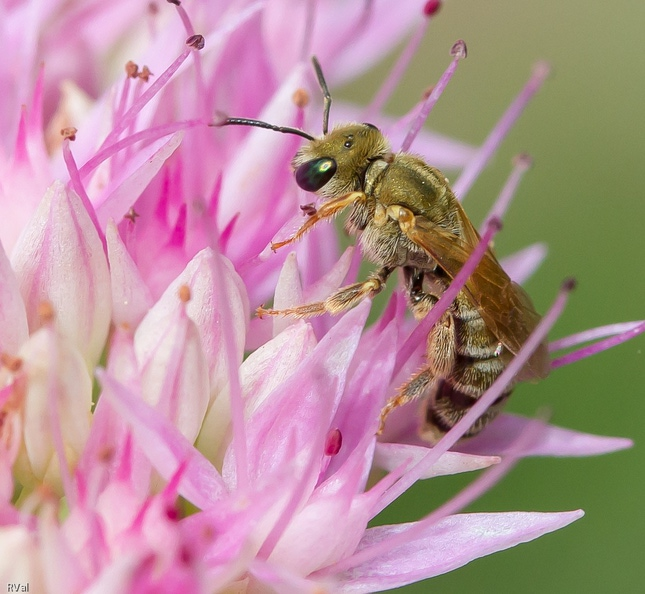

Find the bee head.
xmin=292 ymin=123 xmax=390 ymax=197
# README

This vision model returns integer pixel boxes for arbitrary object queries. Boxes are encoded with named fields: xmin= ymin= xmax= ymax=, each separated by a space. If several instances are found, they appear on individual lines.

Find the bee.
xmin=218 ymin=57 xmax=550 ymax=443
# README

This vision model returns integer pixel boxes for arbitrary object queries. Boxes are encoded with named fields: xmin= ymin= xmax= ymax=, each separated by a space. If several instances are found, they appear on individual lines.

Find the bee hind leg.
xmin=377 ymin=366 xmax=435 ymax=435
xmin=257 ymin=266 xmax=394 ymax=318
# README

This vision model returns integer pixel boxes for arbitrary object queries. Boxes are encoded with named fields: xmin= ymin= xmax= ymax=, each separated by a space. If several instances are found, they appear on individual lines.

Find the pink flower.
xmin=0 ymin=1 xmax=641 ymax=592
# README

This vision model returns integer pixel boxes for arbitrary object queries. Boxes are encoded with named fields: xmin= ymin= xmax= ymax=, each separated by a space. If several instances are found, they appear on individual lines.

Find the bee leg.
xmin=377 ymin=366 xmax=435 ymax=435
xmin=378 ymin=306 xmax=457 ymax=435
xmin=271 ymin=191 xmax=366 ymax=250
xmin=257 ymin=266 xmax=394 ymax=318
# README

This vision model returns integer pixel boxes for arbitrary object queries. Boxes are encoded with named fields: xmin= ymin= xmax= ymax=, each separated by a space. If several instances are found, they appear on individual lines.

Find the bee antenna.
xmin=213 ymin=115 xmax=315 ymax=141
xmin=311 ymin=56 xmax=332 ymax=135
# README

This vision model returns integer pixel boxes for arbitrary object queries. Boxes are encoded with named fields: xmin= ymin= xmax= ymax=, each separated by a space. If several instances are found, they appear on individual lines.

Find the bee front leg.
xmin=271 ymin=191 xmax=366 ymax=250
xmin=257 ymin=266 xmax=393 ymax=318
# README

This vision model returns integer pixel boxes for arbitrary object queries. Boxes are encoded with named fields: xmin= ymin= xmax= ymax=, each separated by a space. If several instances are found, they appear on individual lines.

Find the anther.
xmin=513 ymin=153 xmax=533 ymax=169
xmin=38 ymin=301 xmax=55 ymax=323
xmin=178 ymin=285 xmax=191 ymax=303
xmin=166 ymin=0 xmax=181 ymax=5
xmin=423 ymin=0 xmax=442 ymax=17
xmin=292 ymin=88 xmax=310 ymax=108
xmin=60 ymin=127 xmax=77 ymax=141
xmin=123 ymin=207 xmax=140 ymax=223
xmin=533 ymin=61 xmax=551 ymax=80
xmin=487 ymin=216 xmax=503 ymax=233
xmin=138 ymin=66 xmax=152 ymax=82
xmin=125 ymin=61 xmax=139 ymax=78
xmin=186 ymin=34 xmax=205 ymax=50
xmin=562 ymin=277 xmax=577 ymax=292
xmin=450 ymin=39 xmax=467 ymax=60
xmin=0 ymin=353 xmax=23 ymax=373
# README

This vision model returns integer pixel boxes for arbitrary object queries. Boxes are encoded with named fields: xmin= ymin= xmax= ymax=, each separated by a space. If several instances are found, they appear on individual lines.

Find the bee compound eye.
xmin=295 ymin=157 xmax=337 ymax=192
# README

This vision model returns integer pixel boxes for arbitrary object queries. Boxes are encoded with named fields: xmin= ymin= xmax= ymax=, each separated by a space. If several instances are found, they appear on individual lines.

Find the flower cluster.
xmin=0 ymin=1 xmax=642 ymax=592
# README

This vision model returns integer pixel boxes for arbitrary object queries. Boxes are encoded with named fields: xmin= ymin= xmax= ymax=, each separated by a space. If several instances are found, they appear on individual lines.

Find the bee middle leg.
xmin=257 ymin=266 xmax=394 ymax=318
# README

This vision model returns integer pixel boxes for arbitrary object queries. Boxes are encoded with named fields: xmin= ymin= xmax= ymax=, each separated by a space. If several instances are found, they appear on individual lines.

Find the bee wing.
xmin=404 ymin=211 xmax=550 ymax=381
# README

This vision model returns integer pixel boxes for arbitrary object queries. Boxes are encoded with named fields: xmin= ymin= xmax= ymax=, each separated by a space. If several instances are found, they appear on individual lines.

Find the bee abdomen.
xmin=421 ymin=377 xmax=512 ymax=444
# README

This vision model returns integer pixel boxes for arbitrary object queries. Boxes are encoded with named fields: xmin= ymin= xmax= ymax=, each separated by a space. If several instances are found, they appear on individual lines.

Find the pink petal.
xmin=223 ymin=301 xmax=370 ymax=488
xmin=335 ymin=510 xmax=583 ymax=592
xmin=268 ymin=438 xmax=376 ymax=575
xmin=250 ymin=559 xmax=332 ymax=594
xmin=0 ymin=525 xmax=43 ymax=590
xmin=0 ymin=240 xmax=28 ymax=354
xmin=39 ymin=507 xmax=88 ymax=593
xmin=270 ymin=253 xmax=304 ymax=336
xmin=323 ymin=320 xmax=399 ymax=482
xmin=374 ymin=443 xmax=500 ymax=478
xmin=14 ymin=326 xmax=92 ymax=492
xmin=457 ymin=413 xmax=633 ymax=458
xmin=136 ymin=303 xmax=210 ymax=443
xmin=135 ymin=248 xmax=249 ymax=396
xmin=242 ymin=321 xmax=317 ymax=416
xmin=97 ymin=370 xmax=227 ymax=510
xmin=11 ymin=180 xmax=111 ymax=366
xmin=262 ymin=0 xmax=428 ymax=85
xmin=106 ymin=221 xmax=154 ymax=328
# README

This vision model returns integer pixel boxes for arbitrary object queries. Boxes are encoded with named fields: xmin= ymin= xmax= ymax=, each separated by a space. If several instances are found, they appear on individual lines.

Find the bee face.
xmin=292 ymin=123 xmax=390 ymax=197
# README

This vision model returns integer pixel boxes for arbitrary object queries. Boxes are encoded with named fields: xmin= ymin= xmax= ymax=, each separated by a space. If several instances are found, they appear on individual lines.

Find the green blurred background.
xmin=339 ymin=1 xmax=645 ymax=592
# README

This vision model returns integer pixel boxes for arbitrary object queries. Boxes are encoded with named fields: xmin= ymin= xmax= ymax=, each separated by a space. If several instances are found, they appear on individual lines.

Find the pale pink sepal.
xmin=271 ymin=253 xmax=304 ymax=337
xmin=97 ymin=370 xmax=227 ymax=510
xmin=0 ymin=525 xmax=44 ymax=592
xmin=458 ymin=413 xmax=633 ymax=458
xmin=136 ymin=302 xmax=209 ymax=444
xmin=0 ymin=240 xmax=28 ymax=354
xmin=334 ymin=510 xmax=583 ymax=592
xmin=11 ymin=180 xmax=111 ymax=367
xmin=242 ymin=321 xmax=317 ymax=417
xmin=39 ymin=506 xmax=88 ymax=593
xmin=106 ymin=221 xmax=154 ymax=328
xmin=13 ymin=327 xmax=92 ymax=493
xmin=135 ymin=248 xmax=249 ymax=397
xmin=374 ymin=443 xmax=500 ymax=479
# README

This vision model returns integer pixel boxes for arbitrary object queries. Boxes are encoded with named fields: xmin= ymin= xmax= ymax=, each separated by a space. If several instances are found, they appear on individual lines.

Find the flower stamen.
xmin=399 ymin=40 xmax=467 ymax=153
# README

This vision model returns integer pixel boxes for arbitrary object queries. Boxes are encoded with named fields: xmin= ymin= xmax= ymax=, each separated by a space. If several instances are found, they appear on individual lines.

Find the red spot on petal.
xmin=325 ymin=428 xmax=342 ymax=456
